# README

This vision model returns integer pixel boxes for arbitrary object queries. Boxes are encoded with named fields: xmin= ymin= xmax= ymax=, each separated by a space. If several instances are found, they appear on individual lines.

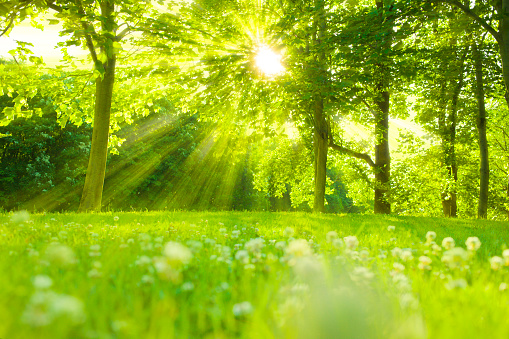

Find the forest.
xmin=1 ymin=0 xmax=508 ymax=219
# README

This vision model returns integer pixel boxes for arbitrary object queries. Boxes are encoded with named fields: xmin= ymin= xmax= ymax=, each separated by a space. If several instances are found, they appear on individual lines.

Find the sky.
xmin=0 ymin=18 xmax=85 ymax=65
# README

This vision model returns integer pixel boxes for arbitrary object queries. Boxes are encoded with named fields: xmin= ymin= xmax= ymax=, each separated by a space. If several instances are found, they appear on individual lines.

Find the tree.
xmin=1 ymin=0 xmax=167 ymax=212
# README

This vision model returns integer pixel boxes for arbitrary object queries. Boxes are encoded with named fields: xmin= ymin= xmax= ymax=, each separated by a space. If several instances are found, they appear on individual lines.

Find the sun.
xmin=254 ymin=45 xmax=285 ymax=77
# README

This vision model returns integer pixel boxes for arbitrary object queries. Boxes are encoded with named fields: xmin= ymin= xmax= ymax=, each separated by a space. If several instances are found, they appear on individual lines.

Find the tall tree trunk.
xmin=473 ymin=41 xmax=489 ymax=219
xmin=313 ymin=97 xmax=328 ymax=213
xmin=498 ymin=1 xmax=509 ymax=107
xmin=439 ymin=45 xmax=467 ymax=217
xmin=373 ymin=90 xmax=391 ymax=214
xmin=312 ymin=0 xmax=328 ymax=213
xmin=373 ymin=0 xmax=392 ymax=214
xmin=78 ymin=0 xmax=116 ymax=212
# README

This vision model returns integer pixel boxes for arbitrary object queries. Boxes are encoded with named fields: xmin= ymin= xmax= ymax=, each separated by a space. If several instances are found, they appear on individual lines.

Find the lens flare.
xmin=254 ymin=45 xmax=285 ymax=76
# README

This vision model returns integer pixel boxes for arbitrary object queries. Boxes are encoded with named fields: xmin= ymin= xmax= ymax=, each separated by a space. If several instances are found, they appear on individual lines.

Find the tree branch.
xmin=437 ymin=0 xmax=500 ymax=43
xmin=0 ymin=14 xmax=15 ymax=37
xmin=329 ymin=142 xmax=375 ymax=168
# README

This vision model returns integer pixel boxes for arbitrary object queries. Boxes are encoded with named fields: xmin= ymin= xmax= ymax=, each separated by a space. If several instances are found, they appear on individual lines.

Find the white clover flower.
xmin=400 ymin=249 xmax=414 ymax=262
xmin=51 ymin=294 xmax=86 ymax=324
xmin=163 ymin=242 xmax=192 ymax=267
xmin=399 ymin=293 xmax=419 ymax=309
xmin=490 ymin=256 xmax=504 ymax=271
xmin=332 ymin=238 xmax=344 ymax=249
xmin=10 ymin=210 xmax=30 ymax=224
xmin=245 ymin=238 xmax=264 ymax=253
xmin=425 ymin=231 xmax=436 ymax=243
xmin=350 ymin=266 xmax=375 ymax=282
xmin=141 ymin=275 xmax=154 ymax=285
xmin=503 ymin=249 xmax=509 ymax=266
xmin=181 ymin=282 xmax=194 ymax=291
xmin=441 ymin=237 xmax=455 ymax=250
xmin=33 ymin=275 xmax=53 ymax=290
xmin=393 ymin=262 xmax=405 ymax=273
xmin=45 ymin=244 xmax=76 ymax=267
xmin=153 ymin=257 xmax=181 ymax=282
xmin=292 ymin=256 xmax=323 ymax=279
xmin=113 ymin=216 xmax=119 ymax=222
xmin=418 ymin=256 xmax=432 ymax=270
xmin=275 ymin=241 xmax=287 ymax=251
xmin=387 ymin=225 xmax=396 ymax=231
xmin=283 ymin=227 xmax=295 ymax=238
xmin=465 ymin=237 xmax=481 ymax=251
xmin=441 ymin=247 xmax=468 ymax=269
xmin=286 ymin=239 xmax=312 ymax=258
xmin=359 ymin=249 xmax=370 ymax=261
xmin=22 ymin=291 xmax=86 ymax=327
xmin=233 ymin=301 xmax=254 ymax=317
xmin=219 ymin=228 xmax=227 ymax=234
xmin=326 ymin=231 xmax=338 ymax=243
xmin=500 ymin=282 xmax=508 ymax=291
xmin=445 ymin=278 xmax=467 ymax=290
xmin=135 ymin=255 xmax=152 ymax=267
xmin=235 ymin=250 xmax=250 ymax=264
xmin=343 ymin=236 xmax=359 ymax=250
xmin=391 ymin=247 xmax=402 ymax=258
xmin=87 ymin=268 xmax=102 ymax=279
xmin=431 ymin=243 xmax=442 ymax=255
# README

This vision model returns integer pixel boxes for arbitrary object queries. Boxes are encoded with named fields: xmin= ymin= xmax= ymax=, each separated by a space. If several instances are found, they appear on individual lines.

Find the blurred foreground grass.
xmin=1 ymin=211 xmax=508 ymax=338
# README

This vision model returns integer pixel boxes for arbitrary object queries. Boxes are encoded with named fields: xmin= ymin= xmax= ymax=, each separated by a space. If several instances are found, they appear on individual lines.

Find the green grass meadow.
xmin=1 ymin=211 xmax=509 ymax=338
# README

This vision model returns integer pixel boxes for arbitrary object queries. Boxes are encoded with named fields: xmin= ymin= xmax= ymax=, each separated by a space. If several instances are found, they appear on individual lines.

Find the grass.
xmin=1 ymin=211 xmax=509 ymax=338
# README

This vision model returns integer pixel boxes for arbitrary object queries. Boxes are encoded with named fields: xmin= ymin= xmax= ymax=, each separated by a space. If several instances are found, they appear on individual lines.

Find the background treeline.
xmin=0 ymin=94 xmax=354 ymax=213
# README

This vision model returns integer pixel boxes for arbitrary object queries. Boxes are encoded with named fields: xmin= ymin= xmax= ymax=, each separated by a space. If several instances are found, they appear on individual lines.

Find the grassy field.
xmin=1 ymin=211 xmax=509 ymax=338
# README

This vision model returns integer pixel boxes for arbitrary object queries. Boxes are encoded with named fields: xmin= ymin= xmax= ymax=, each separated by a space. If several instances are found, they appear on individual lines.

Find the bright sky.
xmin=0 ymin=19 xmax=86 ymax=65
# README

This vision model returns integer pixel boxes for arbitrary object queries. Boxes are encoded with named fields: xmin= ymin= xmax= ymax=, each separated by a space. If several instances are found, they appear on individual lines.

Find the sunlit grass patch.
xmin=0 ymin=211 xmax=508 ymax=338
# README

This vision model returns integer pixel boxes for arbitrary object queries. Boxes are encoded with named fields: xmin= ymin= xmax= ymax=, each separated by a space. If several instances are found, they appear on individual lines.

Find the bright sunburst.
xmin=254 ymin=45 xmax=285 ymax=76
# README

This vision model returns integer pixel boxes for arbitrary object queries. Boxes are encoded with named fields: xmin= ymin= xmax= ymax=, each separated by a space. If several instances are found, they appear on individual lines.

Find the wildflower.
xmin=441 ymin=247 xmax=468 ymax=269
xmin=391 ymin=247 xmax=402 ymax=258
xmin=275 ymin=241 xmax=287 ymax=251
xmin=162 ymin=242 xmax=192 ymax=267
xmin=21 ymin=291 xmax=86 ymax=327
xmin=292 ymin=256 xmax=324 ymax=280
xmin=235 ymin=250 xmax=250 ymax=264
xmin=153 ymin=257 xmax=181 ymax=283
xmin=399 ymin=293 xmax=419 ymax=309
xmin=286 ymin=239 xmax=312 ymax=258
xmin=323 ymin=230 xmax=337 ymax=243
xmin=431 ymin=243 xmax=442 ymax=255
xmin=10 ymin=210 xmax=30 ymax=224
xmin=490 ymin=256 xmax=504 ymax=271
xmin=500 ymin=282 xmax=508 ymax=291
xmin=344 ymin=236 xmax=359 ymax=250
xmin=503 ymin=249 xmax=509 ymax=266
xmin=400 ymin=249 xmax=414 ymax=262
xmin=135 ymin=255 xmax=152 ymax=267
xmin=45 ymin=244 xmax=76 ymax=267
xmin=425 ymin=231 xmax=436 ymax=243
xmin=359 ymin=249 xmax=370 ymax=261
xmin=33 ymin=275 xmax=53 ymax=290
xmin=245 ymin=238 xmax=264 ymax=253
xmin=332 ymin=238 xmax=344 ymax=249
xmin=181 ymin=282 xmax=194 ymax=291
xmin=387 ymin=225 xmax=396 ymax=231
xmin=418 ymin=256 xmax=432 ymax=270
xmin=350 ymin=266 xmax=375 ymax=282
xmin=445 ymin=278 xmax=467 ymax=290
xmin=233 ymin=301 xmax=254 ymax=317
xmin=283 ymin=227 xmax=295 ymax=238
xmin=113 ymin=216 xmax=119 ymax=222
xmin=141 ymin=275 xmax=154 ymax=285
xmin=442 ymin=237 xmax=455 ymax=250
xmin=465 ymin=237 xmax=481 ymax=251
xmin=87 ymin=268 xmax=102 ymax=278
xmin=393 ymin=262 xmax=405 ymax=273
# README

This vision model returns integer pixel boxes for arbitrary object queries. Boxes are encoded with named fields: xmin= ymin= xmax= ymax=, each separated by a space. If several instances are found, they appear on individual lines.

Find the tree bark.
xmin=313 ymin=98 xmax=328 ymax=213
xmin=373 ymin=0 xmax=392 ymax=214
xmin=473 ymin=41 xmax=489 ymax=219
xmin=78 ymin=0 xmax=116 ymax=212
xmin=312 ymin=0 xmax=328 ymax=213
